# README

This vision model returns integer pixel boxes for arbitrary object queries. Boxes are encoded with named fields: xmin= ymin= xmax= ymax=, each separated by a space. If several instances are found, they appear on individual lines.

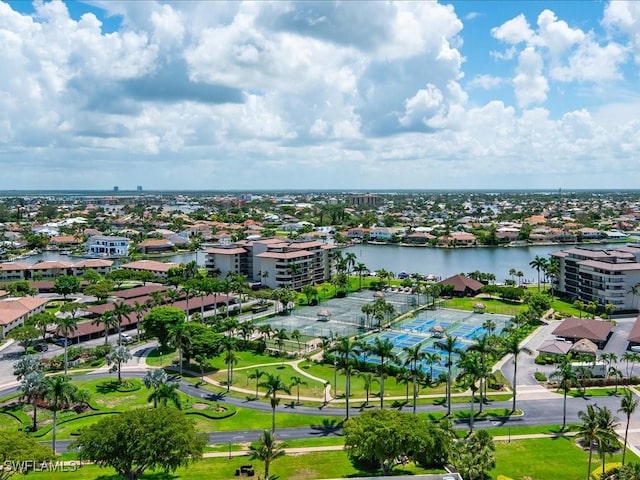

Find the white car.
xmin=119 ymin=333 xmax=134 ymax=344
xmin=631 ymin=345 xmax=640 ymax=353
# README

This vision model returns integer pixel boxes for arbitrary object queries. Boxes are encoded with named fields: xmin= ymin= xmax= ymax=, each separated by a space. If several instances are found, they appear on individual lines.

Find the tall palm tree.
xmin=259 ymin=374 xmax=291 ymax=433
xmin=249 ymin=430 xmax=285 ymax=480
xmin=395 ymin=370 xmax=412 ymax=403
xmin=457 ymin=351 xmax=483 ymax=433
xmin=403 ymin=344 xmax=426 ymax=414
xmin=222 ymin=338 xmax=238 ymax=391
xmin=368 ymin=337 xmax=397 ymax=410
xmin=56 ymin=316 xmax=78 ymax=375
xmin=112 ymin=301 xmax=132 ymax=344
xmin=92 ymin=311 xmax=118 ymax=345
xmin=143 ymin=369 xmax=168 ymax=407
xmin=148 ymin=382 xmax=182 ymax=409
xmin=423 ymin=351 xmax=441 ymax=385
xmin=619 ymin=389 xmax=639 ymax=465
xmin=468 ymin=334 xmax=493 ymax=413
xmin=44 ymin=375 xmax=76 ymax=454
xmin=595 ymin=406 xmax=620 ymax=476
xmin=354 ymin=262 xmax=368 ymax=291
xmin=248 ymin=369 xmax=265 ymax=400
xmin=170 ymin=321 xmax=190 ymax=375
xmin=20 ymin=371 xmax=46 ymax=432
xmin=165 ymin=288 xmax=181 ymax=306
xmin=435 ymin=335 xmax=460 ymax=416
xmin=291 ymin=329 xmax=302 ymax=352
xmin=289 ymin=376 xmax=308 ymax=405
xmin=358 ymin=372 xmax=378 ymax=406
xmin=132 ymin=300 xmax=146 ymax=336
xmin=502 ymin=334 xmax=532 ymax=413
xmin=332 ymin=337 xmax=358 ymax=419
xmin=529 ymin=255 xmax=547 ymax=292
xmin=577 ymin=405 xmax=617 ymax=480
xmin=550 ymin=356 xmax=578 ymax=430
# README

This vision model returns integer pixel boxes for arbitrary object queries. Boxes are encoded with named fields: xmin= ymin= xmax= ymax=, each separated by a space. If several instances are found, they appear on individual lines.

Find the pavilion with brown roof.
xmin=438 ymin=274 xmax=484 ymax=297
xmin=552 ymin=317 xmax=614 ymax=349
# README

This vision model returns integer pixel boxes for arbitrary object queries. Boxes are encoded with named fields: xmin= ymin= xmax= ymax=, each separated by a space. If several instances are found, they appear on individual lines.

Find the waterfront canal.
xmin=15 ymin=243 xmax=627 ymax=284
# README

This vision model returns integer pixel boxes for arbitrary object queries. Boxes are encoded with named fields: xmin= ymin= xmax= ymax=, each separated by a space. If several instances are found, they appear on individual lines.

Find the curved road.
xmin=0 ymin=369 xmax=624 ymax=453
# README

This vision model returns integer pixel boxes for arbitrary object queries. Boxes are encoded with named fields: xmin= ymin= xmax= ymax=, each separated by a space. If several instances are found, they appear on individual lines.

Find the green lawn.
xmin=211 ymin=364 xmax=326 ymax=398
xmin=549 ymin=297 xmax=589 ymax=318
xmin=440 ymin=297 xmax=525 ymax=316
xmin=492 ymin=437 xmax=640 ymax=480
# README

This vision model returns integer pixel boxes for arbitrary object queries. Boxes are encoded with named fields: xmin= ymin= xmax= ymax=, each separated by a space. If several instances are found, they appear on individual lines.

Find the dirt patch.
xmin=192 ymin=403 xmax=208 ymax=410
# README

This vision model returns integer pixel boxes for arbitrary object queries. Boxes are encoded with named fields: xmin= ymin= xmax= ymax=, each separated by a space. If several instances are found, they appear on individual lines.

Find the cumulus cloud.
xmin=0 ymin=1 xmax=639 ymax=189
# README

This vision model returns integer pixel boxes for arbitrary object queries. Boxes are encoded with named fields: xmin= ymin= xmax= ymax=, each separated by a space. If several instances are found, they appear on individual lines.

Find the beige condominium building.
xmin=204 ymin=238 xmax=336 ymax=289
xmin=551 ymin=245 xmax=640 ymax=310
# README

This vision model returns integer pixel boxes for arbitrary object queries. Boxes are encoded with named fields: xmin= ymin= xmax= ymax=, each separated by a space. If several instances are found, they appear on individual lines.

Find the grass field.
xmin=441 ymin=297 xmax=525 ymax=316
xmin=22 ymin=434 xmax=640 ymax=480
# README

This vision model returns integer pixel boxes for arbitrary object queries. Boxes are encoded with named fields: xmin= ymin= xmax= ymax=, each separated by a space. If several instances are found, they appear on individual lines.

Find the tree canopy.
xmin=53 ymin=276 xmax=81 ymax=299
xmin=72 ymin=407 xmax=206 ymax=480
xmin=0 ymin=431 xmax=53 ymax=480
xmin=142 ymin=307 xmax=185 ymax=350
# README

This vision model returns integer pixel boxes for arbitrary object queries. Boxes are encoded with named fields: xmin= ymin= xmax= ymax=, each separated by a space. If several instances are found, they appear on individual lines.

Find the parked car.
xmin=54 ymin=338 xmax=70 ymax=347
xmin=33 ymin=343 xmax=48 ymax=352
xmin=119 ymin=333 xmax=133 ymax=344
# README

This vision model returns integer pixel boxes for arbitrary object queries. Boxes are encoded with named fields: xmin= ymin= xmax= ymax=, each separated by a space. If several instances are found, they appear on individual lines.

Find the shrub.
xmin=534 ymin=372 xmax=547 ymax=382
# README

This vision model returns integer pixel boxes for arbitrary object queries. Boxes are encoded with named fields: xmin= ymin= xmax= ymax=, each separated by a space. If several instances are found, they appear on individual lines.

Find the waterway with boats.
xmin=11 ymin=242 xmax=634 ymax=284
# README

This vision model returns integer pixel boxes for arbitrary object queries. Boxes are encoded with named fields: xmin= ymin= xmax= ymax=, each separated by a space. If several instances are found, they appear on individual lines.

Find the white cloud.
xmin=603 ymin=1 xmax=640 ymax=63
xmin=513 ymin=47 xmax=549 ymax=108
xmin=467 ymin=74 xmax=505 ymax=90
xmin=0 ymin=1 xmax=640 ymax=189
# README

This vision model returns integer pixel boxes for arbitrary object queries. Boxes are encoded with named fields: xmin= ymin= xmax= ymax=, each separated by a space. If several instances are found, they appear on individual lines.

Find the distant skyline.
xmin=1 ymin=1 xmax=640 ymax=190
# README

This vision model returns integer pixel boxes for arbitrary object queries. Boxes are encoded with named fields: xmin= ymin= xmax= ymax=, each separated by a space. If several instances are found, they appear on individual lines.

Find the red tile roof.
xmin=552 ymin=317 xmax=614 ymax=342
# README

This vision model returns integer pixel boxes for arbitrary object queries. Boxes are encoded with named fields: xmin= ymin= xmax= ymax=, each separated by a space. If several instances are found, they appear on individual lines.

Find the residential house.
xmin=86 ymin=235 xmax=130 ymax=257
xmin=0 ymin=297 xmax=48 ymax=338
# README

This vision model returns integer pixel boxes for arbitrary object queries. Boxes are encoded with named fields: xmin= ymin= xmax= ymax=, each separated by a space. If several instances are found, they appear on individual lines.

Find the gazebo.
xmin=473 ymin=302 xmax=486 ymax=314
xmin=570 ymin=338 xmax=598 ymax=357
xmin=317 ymin=309 xmax=331 ymax=322
xmin=430 ymin=324 xmax=446 ymax=338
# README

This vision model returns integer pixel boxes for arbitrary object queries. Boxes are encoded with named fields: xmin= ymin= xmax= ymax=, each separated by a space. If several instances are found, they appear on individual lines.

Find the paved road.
xmin=15 ymin=367 xmax=628 ymax=453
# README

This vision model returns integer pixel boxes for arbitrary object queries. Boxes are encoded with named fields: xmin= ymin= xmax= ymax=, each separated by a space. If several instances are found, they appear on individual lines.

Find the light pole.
xmin=333 ymin=358 xmax=338 ymax=401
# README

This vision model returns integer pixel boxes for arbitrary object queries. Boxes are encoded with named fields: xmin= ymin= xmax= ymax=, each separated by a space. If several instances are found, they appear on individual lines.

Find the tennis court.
xmin=253 ymin=288 xmax=428 ymax=339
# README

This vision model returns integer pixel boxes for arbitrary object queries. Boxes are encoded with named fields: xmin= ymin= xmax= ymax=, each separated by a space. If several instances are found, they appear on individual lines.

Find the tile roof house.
xmin=0 ymin=297 xmax=48 ymax=337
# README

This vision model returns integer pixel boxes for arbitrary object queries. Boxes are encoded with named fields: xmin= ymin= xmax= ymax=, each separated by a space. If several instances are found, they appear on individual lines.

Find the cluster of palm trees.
xmin=16 ymin=358 xmax=89 ymax=454
xmin=143 ymin=369 xmax=181 ymax=409
xmin=528 ymin=255 xmax=559 ymax=293
xmin=361 ymin=297 xmax=396 ymax=329
xmin=577 ymin=402 xmax=624 ymax=479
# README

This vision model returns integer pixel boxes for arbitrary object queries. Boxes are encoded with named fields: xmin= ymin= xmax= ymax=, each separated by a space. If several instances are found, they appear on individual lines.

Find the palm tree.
xmin=147 ymin=382 xmax=182 ymax=409
xmin=106 ymin=345 xmax=132 ymax=384
xmin=44 ymin=375 xmax=76 ymax=454
xmin=112 ymin=301 xmax=132 ymax=344
xmin=423 ymin=351 xmax=441 ymax=385
xmin=222 ymin=338 xmax=238 ymax=391
xmin=395 ymin=370 xmax=412 ymax=403
xmin=502 ymin=334 xmax=532 ymax=413
xmin=619 ymin=389 xmax=639 ymax=465
xmin=247 ymin=369 xmax=264 ymax=400
xmin=457 ymin=351 xmax=483 ymax=433
xmin=92 ymin=311 xmax=118 ymax=345
xmin=403 ymin=344 xmax=425 ymax=414
xmin=170 ymin=321 xmax=190 ymax=375
xmin=249 ymin=430 xmax=285 ymax=480
xmin=143 ymin=369 xmax=168 ymax=408
xmin=259 ymin=374 xmax=291 ymax=433
xmin=435 ymin=335 xmax=460 ymax=416
xmin=550 ymin=356 xmax=578 ymax=430
xmin=468 ymin=334 xmax=493 ymax=413
xmin=165 ymin=288 xmax=181 ymax=306
xmin=332 ymin=337 xmax=358 ymax=419
xmin=291 ymin=329 xmax=302 ymax=353
xmin=354 ymin=262 xmax=368 ymax=291
xmin=290 ymin=376 xmax=308 ymax=405
xmin=20 ymin=371 xmax=46 ymax=432
xmin=529 ymin=255 xmax=547 ymax=292
xmin=149 ymin=290 xmax=165 ymax=307
xmin=358 ymin=372 xmax=377 ymax=406
xmin=578 ymin=405 xmax=618 ymax=479
xmin=132 ymin=300 xmax=146 ymax=336
xmin=368 ymin=337 xmax=397 ymax=410
xmin=595 ymin=406 xmax=620 ymax=475
xmin=56 ymin=316 xmax=78 ymax=375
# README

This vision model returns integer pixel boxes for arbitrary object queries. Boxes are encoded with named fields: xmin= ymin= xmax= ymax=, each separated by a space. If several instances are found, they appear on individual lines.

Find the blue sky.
xmin=1 ymin=0 xmax=640 ymax=190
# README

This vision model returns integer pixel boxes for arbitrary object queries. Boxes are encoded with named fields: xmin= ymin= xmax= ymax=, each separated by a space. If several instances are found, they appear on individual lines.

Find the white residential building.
xmin=86 ymin=235 xmax=130 ymax=257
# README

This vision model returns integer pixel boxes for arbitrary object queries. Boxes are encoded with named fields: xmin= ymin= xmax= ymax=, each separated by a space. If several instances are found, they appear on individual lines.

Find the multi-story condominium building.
xmin=0 ymin=262 xmax=30 ymax=281
xmin=550 ymin=245 xmax=640 ymax=310
xmin=204 ymin=238 xmax=336 ymax=289
xmin=85 ymin=235 xmax=130 ymax=257
xmin=0 ymin=297 xmax=48 ymax=338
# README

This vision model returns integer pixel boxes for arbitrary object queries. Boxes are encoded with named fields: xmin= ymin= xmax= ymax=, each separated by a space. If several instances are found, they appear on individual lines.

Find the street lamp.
xmin=333 ymin=358 xmax=338 ymax=401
